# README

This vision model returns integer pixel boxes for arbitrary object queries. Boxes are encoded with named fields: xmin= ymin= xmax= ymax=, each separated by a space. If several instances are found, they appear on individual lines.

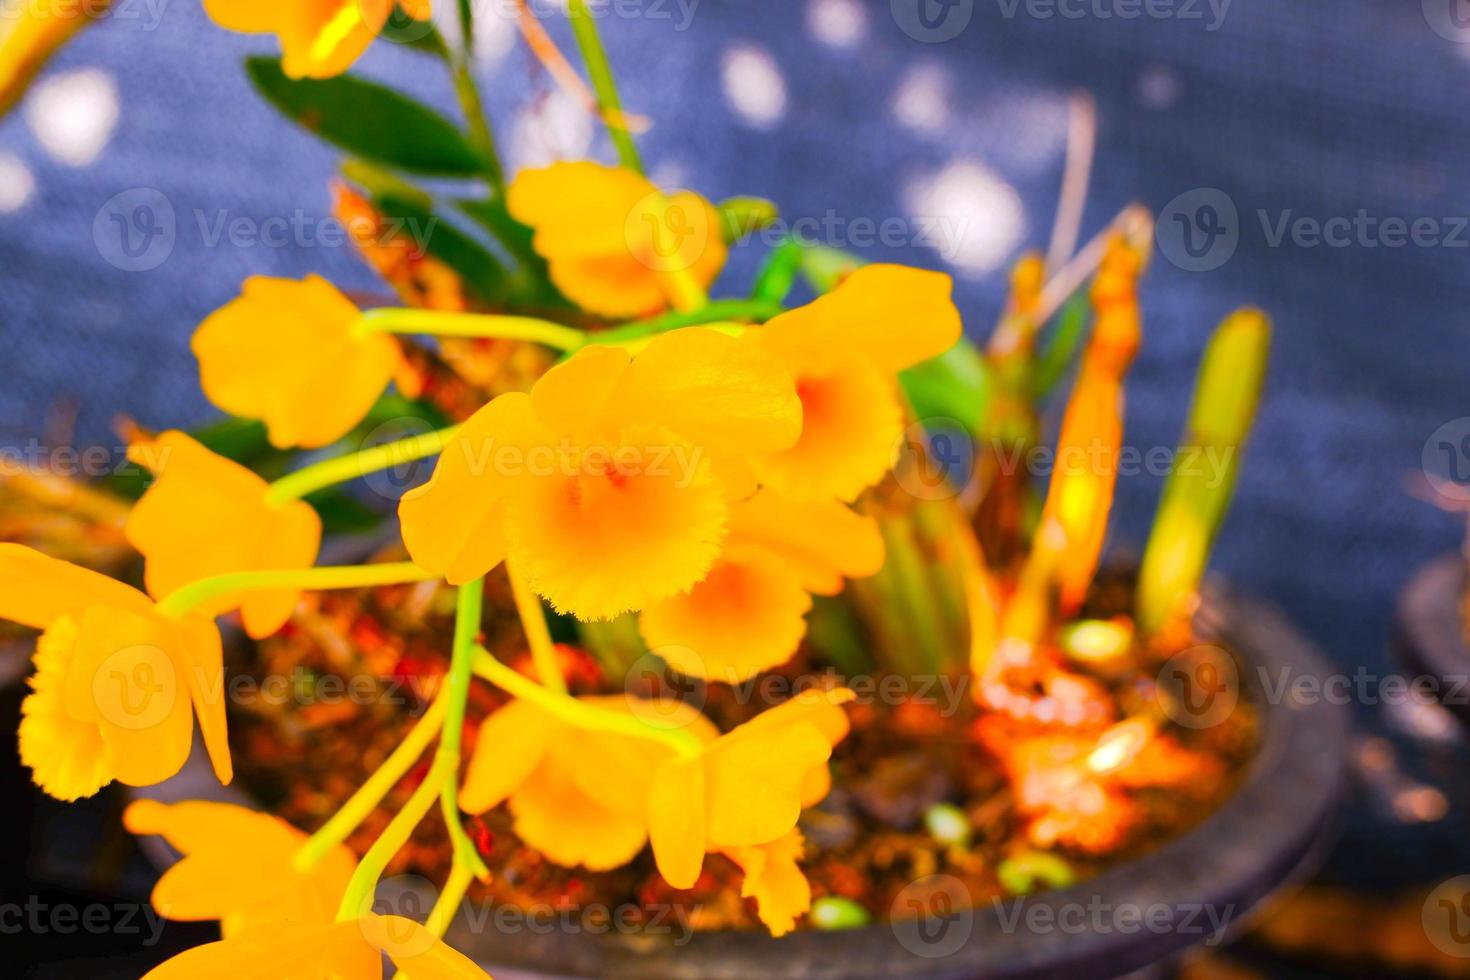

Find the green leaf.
xmin=246 ymin=57 xmax=485 ymax=177
xmin=379 ymin=6 xmax=450 ymax=60
xmin=717 ymin=197 xmax=779 ymax=244
xmin=900 ymin=340 xmax=993 ymax=433
xmin=1031 ymin=294 xmax=1092 ymax=400
xmin=456 ymin=198 xmax=571 ymax=307
xmin=368 ymin=192 xmax=512 ymax=301
xmin=799 ymin=245 xmax=865 ymax=295
xmin=1136 ymin=309 xmax=1272 ymax=635
xmin=751 ymin=238 xmax=802 ymax=303
xmin=456 ymin=198 xmax=543 ymax=276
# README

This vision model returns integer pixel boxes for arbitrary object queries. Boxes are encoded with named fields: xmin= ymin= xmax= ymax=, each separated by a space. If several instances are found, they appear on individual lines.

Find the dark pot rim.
xmin=1396 ymin=554 xmax=1470 ymax=725
xmin=136 ymin=580 xmax=1348 ymax=980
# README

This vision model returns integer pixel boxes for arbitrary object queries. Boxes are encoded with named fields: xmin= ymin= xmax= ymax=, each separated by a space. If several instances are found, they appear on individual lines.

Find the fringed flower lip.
xmin=3 ymin=545 xmax=232 ymax=801
xmin=398 ymin=326 xmax=803 ymax=621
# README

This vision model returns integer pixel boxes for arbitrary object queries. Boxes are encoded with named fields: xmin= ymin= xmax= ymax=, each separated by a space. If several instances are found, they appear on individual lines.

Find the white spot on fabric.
xmin=0 ymin=154 xmax=36 ymax=213
xmin=1137 ymin=64 xmax=1183 ymax=109
xmin=904 ymin=159 xmax=1025 ymax=276
xmin=807 ymin=0 xmax=867 ymax=49
xmin=26 ymin=68 xmax=119 ymax=168
xmin=509 ymin=90 xmax=596 ymax=169
xmin=721 ymin=45 xmax=787 ymax=129
xmin=892 ymin=62 xmax=950 ymax=132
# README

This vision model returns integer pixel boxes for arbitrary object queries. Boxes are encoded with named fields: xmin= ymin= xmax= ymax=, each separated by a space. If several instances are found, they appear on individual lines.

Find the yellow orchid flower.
xmin=746 ymin=264 xmax=963 ymax=502
xmin=2 ymin=545 xmax=231 ymax=801
xmin=124 ymin=799 xmax=355 ymax=938
xmin=508 ymin=161 xmax=727 ymax=317
xmin=126 ymin=431 xmax=322 ymax=639
xmin=724 ymin=829 xmax=811 ymax=938
xmin=647 ymin=689 xmax=853 ymax=908
xmin=459 ymin=695 xmax=717 ymax=871
xmin=193 ymin=275 xmax=420 ymax=450
xmin=639 ymin=490 xmax=884 ymax=682
xmin=399 ymin=328 xmax=802 ymax=620
xmin=203 ymin=0 xmax=431 ymax=80
xmin=141 ymin=914 xmax=489 ymax=980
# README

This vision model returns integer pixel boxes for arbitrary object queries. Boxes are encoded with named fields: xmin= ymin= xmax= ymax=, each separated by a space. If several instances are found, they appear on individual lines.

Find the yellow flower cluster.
xmin=2 ymin=156 xmax=968 ymax=954
xmin=459 ymin=688 xmax=854 ymax=935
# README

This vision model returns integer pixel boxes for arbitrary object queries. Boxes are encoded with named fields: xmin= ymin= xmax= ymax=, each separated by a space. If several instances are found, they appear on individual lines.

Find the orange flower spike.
xmin=1045 ymin=235 xmax=1146 ymax=613
xmin=459 ymin=696 xmax=717 ymax=871
xmin=125 ymin=432 xmax=322 ymax=639
xmin=2 ymin=545 xmax=231 ymax=801
xmin=203 ymin=0 xmax=431 ymax=79
xmin=1086 ymin=235 xmax=1144 ymax=375
xmin=333 ymin=182 xmax=468 ymax=312
xmin=507 ymin=161 xmax=727 ymax=317
xmin=1043 ymin=372 xmax=1124 ymax=614
xmin=746 ymin=264 xmax=963 ymax=502
xmin=986 ymin=251 xmax=1046 ymax=361
xmin=123 ymin=800 xmax=355 ymax=938
xmin=400 ymin=327 xmax=802 ymax=620
xmin=639 ymin=491 xmax=884 ymax=682
xmin=192 ymin=275 xmax=418 ymax=450
xmin=141 ymin=915 xmax=489 ymax=980
xmin=648 ymin=688 xmax=854 ymax=893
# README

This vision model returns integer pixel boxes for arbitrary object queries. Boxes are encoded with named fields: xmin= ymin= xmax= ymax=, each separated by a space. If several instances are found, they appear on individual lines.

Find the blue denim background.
xmin=2 ymin=0 xmax=1469 ymax=894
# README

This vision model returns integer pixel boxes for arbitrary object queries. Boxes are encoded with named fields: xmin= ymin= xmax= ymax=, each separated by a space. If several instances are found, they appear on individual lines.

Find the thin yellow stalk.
xmin=293 ymin=686 xmax=449 ymax=872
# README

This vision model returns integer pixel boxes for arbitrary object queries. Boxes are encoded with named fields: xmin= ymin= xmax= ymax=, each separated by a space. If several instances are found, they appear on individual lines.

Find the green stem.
xmin=336 ymin=757 xmax=447 ymax=921
xmin=451 ymin=0 xmax=506 ymax=195
xmin=293 ymin=687 xmax=449 ymax=872
xmin=264 ymin=426 xmax=458 ymax=505
xmin=157 ymin=563 xmax=439 ymax=619
xmin=567 ymin=0 xmax=643 ymax=174
xmin=592 ymin=298 xmax=784 ymax=346
xmin=507 ymin=559 xmax=567 ymax=695
xmin=472 ymin=647 xmax=701 ymax=755
xmin=358 ymin=309 xmax=586 ymax=350
xmin=438 ymin=581 xmax=490 ymax=880
xmin=425 ymin=862 xmax=473 ymax=937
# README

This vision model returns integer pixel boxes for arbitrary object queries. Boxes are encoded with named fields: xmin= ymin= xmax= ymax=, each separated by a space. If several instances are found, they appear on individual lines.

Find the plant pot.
xmin=1396 ymin=555 xmax=1470 ymax=727
xmin=135 ymin=581 xmax=1347 ymax=980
